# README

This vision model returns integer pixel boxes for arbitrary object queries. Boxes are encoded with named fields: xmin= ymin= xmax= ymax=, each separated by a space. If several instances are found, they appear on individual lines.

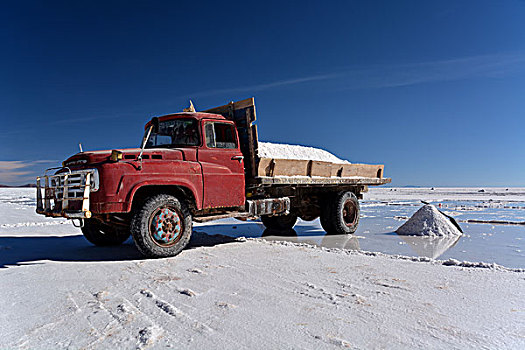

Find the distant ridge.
xmin=0 ymin=184 xmax=36 ymax=188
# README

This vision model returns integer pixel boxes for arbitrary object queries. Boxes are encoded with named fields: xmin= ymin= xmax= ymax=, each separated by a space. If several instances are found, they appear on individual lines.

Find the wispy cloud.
xmin=182 ymin=53 xmax=525 ymax=98
xmin=0 ymin=161 xmax=29 ymax=171
xmin=0 ymin=160 xmax=58 ymax=185
xmin=364 ymin=53 xmax=525 ymax=88
xmin=185 ymin=72 xmax=344 ymax=98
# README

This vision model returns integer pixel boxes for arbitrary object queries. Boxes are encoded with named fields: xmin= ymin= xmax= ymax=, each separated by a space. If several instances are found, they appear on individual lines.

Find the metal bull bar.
xmin=36 ymin=168 xmax=99 ymax=219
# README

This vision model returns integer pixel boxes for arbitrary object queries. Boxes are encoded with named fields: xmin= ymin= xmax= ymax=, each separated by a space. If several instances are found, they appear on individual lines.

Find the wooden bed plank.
xmin=257 ymin=158 xmax=385 ymax=179
xmin=308 ymin=160 xmax=333 ymax=177
xmin=342 ymin=164 xmax=384 ymax=178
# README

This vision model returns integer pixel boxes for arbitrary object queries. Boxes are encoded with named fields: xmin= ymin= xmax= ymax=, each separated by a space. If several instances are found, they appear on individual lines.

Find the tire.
xmin=261 ymin=213 xmax=298 ymax=231
xmin=322 ymin=191 xmax=360 ymax=235
xmin=299 ymin=213 xmax=319 ymax=221
xmin=319 ymin=196 xmax=335 ymax=233
xmin=131 ymin=194 xmax=192 ymax=258
xmin=81 ymin=220 xmax=130 ymax=246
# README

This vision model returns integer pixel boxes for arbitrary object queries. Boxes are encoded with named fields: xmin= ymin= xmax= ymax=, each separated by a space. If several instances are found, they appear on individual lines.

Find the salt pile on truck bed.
xmin=258 ymin=142 xmax=350 ymax=164
xmin=256 ymin=142 xmax=382 ymax=180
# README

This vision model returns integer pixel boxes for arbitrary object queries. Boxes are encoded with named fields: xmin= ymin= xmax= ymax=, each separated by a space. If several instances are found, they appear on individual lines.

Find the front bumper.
xmin=36 ymin=168 xmax=99 ymax=219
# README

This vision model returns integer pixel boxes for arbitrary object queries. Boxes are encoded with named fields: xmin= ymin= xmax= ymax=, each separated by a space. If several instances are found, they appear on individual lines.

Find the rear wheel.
xmin=320 ymin=197 xmax=335 ymax=233
xmin=81 ymin=220 xmax=130 ymax=246
xmin=131 ymin=194 xmax=192 ymax=258
xmin=261 ymin=213 xmax=298 ymax=231
xmin=321 ymin=191 xmax=360 ymax=235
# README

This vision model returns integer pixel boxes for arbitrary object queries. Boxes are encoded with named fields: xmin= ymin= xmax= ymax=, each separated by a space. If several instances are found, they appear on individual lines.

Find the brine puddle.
xmin=195 ymin=200 xmax=525 ymax=269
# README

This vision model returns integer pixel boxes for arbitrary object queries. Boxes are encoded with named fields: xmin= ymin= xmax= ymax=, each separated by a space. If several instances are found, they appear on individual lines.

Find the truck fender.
xmin=125 ymin=180 xmax=202 ymax=212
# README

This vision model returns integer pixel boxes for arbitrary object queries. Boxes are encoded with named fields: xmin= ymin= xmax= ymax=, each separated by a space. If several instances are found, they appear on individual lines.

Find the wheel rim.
xmin=149 ymin=207 xmax=183 ymax=247
xmin=342 ymin=199 xmax=358 ymax=227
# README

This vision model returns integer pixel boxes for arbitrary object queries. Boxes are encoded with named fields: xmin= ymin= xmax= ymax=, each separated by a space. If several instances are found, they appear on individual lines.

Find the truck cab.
xmin=36 ymin=111 xmax=250 ymax=257
xmin=144 ymin=113 xmax=246 ymax=209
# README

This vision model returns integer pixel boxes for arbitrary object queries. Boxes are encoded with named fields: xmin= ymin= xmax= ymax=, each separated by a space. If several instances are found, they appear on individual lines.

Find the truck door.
xmin=198 ymin=120 xmax=245 ymax=209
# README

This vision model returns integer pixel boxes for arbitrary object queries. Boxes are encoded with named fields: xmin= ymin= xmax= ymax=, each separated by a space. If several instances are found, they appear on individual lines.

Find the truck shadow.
xmin=0 ymin=221 xmax=352 ymax=268
xmin=0 ymin=235 xmax=140 ymax=268
xmin=0 ymin=231 xmax=240 ymax=268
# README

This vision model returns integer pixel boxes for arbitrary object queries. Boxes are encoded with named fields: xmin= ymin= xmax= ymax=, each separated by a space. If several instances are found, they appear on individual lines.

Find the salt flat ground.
xmin=0 ymin=188 xmax=524 ymax=349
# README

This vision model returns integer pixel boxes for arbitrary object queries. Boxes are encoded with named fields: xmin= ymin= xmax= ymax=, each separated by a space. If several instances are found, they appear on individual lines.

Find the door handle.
xmin=231 ymin=155 xmax=244 ymax=162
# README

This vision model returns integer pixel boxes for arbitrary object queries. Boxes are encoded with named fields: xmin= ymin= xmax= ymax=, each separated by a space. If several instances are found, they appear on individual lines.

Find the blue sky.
xmin=1 ymin=0 xmax=524 ymax=186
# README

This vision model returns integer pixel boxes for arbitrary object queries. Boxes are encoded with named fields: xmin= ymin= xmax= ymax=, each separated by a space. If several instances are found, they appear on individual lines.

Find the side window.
xmin=205 ymin=122 xmax=237 ymax=149
xmin=205 ymin=123 xmax=215 ymax=148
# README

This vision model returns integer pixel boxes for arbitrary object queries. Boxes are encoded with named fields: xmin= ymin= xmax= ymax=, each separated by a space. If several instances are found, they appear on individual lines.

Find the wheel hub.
xmin=151 ymin=207 xmax=181 ymax=246
xmin=343 ymin=200 xmax=357 ymax=227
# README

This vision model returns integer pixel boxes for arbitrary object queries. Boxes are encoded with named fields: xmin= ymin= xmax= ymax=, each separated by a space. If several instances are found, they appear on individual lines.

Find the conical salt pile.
xmin=396 ymin=204 xmax=462 ymax=237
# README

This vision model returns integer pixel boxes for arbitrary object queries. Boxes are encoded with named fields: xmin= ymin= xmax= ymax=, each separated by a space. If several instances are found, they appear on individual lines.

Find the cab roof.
xmin=144 ymin=112 xmax=228 ymax=129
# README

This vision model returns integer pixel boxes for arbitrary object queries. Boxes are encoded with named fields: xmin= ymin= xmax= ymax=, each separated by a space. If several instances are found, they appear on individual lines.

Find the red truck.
xmin=36 ymin=98 xmax=390 ymax=257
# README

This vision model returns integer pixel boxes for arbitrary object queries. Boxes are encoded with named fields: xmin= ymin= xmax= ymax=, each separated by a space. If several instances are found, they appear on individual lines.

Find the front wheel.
xmin=81 ymin=220 xmax=130 ymax=246
xmin=131 ymin=194 xmax=192 ymax=258
xmin=320 ymin=191 xmax=360 ymax=235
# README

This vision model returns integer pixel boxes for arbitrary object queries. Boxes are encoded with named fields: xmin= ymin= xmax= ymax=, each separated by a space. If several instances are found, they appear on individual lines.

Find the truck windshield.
xmin=145 ymin=118 xmax=200 ymax=148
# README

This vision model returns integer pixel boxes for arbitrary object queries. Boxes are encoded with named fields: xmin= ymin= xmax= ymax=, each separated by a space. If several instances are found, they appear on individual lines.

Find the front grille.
xmin=52 ymin=172 xmax=94 ymax=200
xmin=36 ymin=168 xmax=99 ymax=218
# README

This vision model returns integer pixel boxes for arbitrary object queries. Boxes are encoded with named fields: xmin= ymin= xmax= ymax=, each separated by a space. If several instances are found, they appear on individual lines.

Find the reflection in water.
xmin=320 ymin=234 xmax=360 ymax=251
xmin=398 ymin=234 xmax=461 ymax=259
xmin=262 ymin=228 xmax=298 ymax=237
xmin=194 ymin=210 xmax=525 ymax=268
xmin=263 ymin=229 xmax=360 ymax=251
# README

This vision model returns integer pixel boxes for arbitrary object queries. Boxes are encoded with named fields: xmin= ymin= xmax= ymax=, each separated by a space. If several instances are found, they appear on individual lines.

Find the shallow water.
xmin=196 ymin=198 xmax=525 ymax=269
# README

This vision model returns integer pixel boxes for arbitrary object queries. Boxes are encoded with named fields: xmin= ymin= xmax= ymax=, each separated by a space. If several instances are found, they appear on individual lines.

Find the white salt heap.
xmin=258 ymin=142 xmax=350 ymax=164
xmin=396 ymin=204 xmax=462 ymax=237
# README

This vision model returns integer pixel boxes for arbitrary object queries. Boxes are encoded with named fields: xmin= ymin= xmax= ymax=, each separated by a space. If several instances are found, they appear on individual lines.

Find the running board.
xmin=193 ymin=197 xmax=291 ymax=223
xmin=193 ymin=212 xmax=251 ymax=223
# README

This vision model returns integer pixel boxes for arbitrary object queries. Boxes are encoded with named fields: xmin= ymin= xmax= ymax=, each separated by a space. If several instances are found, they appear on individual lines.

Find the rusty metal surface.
xmin=253 ymin=176 xmax=391 ymax=186
xmin=205 ymin=97 xmax=259 ymax=179
xmin=246 ymin=197 xmax=290 ymax=217
xmin=198 ymin=119 xmax=245 ymax=209
xmin=193 ymin=211 xmax=251 ymax=223
xmin=58 ymin=149 xmax=205 ymax=214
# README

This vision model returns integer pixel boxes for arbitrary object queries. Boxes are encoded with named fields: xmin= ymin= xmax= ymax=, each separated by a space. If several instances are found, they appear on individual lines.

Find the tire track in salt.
xmin=82 ymin=290 xmax=168 ymax=349
xmin=138 ymin=289 xmax=214 ymax=334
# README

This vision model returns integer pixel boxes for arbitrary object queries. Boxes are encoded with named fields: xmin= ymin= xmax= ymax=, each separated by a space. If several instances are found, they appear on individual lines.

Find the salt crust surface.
xmin=396 ymin=204 xmax=462 ymax=237
xmin=1 ymin=188 xmax=524 ymax=349
xmin=258 ymin=142 xmax=350 ymax=164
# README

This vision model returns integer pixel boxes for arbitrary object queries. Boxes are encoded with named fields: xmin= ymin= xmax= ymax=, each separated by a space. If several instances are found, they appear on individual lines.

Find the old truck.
xmin=36 ymin=98 xmax=390 ymax=257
